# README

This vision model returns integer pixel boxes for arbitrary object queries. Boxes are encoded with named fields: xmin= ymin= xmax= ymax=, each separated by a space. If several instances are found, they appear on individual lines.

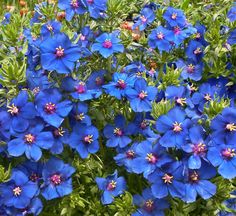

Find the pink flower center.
xmin=157 ymin=32 xmax=164 ymax=40
xmin=173 ymin=122 xmax=182 ymax=132
xmin=95 ymin=77 xmax=104 ymax=86
xmin=84 ymin=135 xmax=93 ymax=144
xmin=221 ymin=148 xmax=235 ymax=160
xmin=144 ymin=199 xmax=154 ymax=212
xmin=174 ymin=26 xmax=181 ymax=34
xmin=195 ymin=32 xmax=201 ymax=39
xmin=126 ymin=150 xmax=135 ymax=159
xmin=75 ymin=82 xmax=86 ymax=93
xmin=189 ymin=171 xmax=199 ymax=183
xmin=103 ymin=39 xmax=112 ymax=48
xmin=55 ymin=46 xmax=64 ymax=58
xmin=225 ymin=123 xmax=236 ymax=132
xmin=47 ymin=24 xmax=53 ymax=31
xmin=50 ymin=174 xmax=62 ymax=185
xmin=192 ymin=143 xmax=207 ymax=155
xmin=116 ymin=79 xmax=126 ymax=89
xmin=146 ymin=153 xmax=158 ymax=164
xmin=162 ymin=173 xmax=174 ymax=184
xmin=70 ymin=0 xmax=79 ymax=8
xmin=106 ymin=180 xmax=116 ymax=191
xmin=30 ymin=173 xmax=39 ymax=182
xmin=87 ymin=0 xmax=94 ymax=4
xmin=80 ymin=35 xmax=86 ymax=41
xmin=193 ymin=47 xmax=202 ymax=55
xmin=176 ymin=98 xmax=186 ymax=106
xmin=24 ymin=133 xmax=36 ymax=144
xmin=44 ymin=102 xmax=56 ymax=114
xmin=7 ymin=104 xmax=19 ymax=116
xmin=138 ymin=91 xmax=148 ymax=99
xmin=13 ymin=186 xmax=22 ymax=196
xmin=113 ymin=127 xmax=123 ymax=136
xmin=53 ymin=128 xmax=65 ymax=137
xmin=171 ymin=13 xmax=177 ymax=20
xmin=204 ymin=94 xmax=211 ymax=101
xmin=140 ymin=120 xmax=148 ymax=129
xmin=187 ymin=64 xmax=195 ymax=73
xmin=140 ymin=15 xmax=147 ymax=23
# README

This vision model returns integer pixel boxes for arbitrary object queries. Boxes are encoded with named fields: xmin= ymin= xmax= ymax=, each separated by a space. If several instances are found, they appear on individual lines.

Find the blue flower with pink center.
xmin=163 ymin=7 xmax=186 ymax=28
xmin=91 ymin=32 xmax=124 ymax=58
xmin=58 ymin=0 xmax=86 ymax=21
xmin=186 ymin=40 xmax=204 ymax=63
xmin=40 ymin=33 xmax=80 ymax=74
xmin=125 ymin=78 xmax=157 ymax=112
xmin=40 ymin=20 xmax=62 ymax=38
xmin=35 ymin=88 xmax=73 ymax=128
xmin=133 ymin=8 xmax=155 ymax=31
xmin=69 ymin=123 xmax=99 ymax=158
xmin=82 ymin=0 xmax=107 ymax=19
xmin=41 ymin=157 xmax=75 ymax=200
xmin=95 ymin=170 xmax=126 ymax=204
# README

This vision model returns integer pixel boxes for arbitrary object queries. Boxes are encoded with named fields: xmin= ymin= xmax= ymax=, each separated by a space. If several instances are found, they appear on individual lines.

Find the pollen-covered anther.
xmin=84 ymin=135 xmax=93 ymax=144
xmin=102 ymin=39 xmax=112 ymax=48
xmin=192 ymin=143 xmax=207 ymax=155
xmin=176 ymin=97 xmax=187 ymax=106
xmin=138 ymin=91 xmax=148 ymax=99
xmin=50 ymin=174 xmax=62 ymax=185
xmin=44 ymin=102 xmax=56 ymax=114
xmin=187 ymin=64 xmax=195 ymax=73
xmin=126 ymin=150 xmax=135 ymax=159
xmin=54 ymin=127 xmax=65 ymax=137
xmin=107 ymin=180 xmax=117 ymax=191
xmin=24 ymin=133 xmax=36 ymax=144
xmin=157 ymin=32 xmax=164 ymax=40
xmin=146 ymin=153 xmax=158 ymax=164
xmin=114 ymin=127 xmax=123 ymax=136
xmin=75 ymin=113 xmax=85 ymax=121
xmin=225 ymin=123 xmax=236 ymax=132
xmin=189 ymin=171 xmax=199 ymax=183
xmin=47 ymin=24 xmax=53 ymax=31
xmin=55 ymin=46 xmax=64 ymax=58
xmin=204 ymin=93 xmax=211 ymax=101
xmin=221 ymin=148 xmax=235 ymax=159
xmin=171 ymin=13 xmax=177 ymax=20
xmin=116 ymin=79 xmax=126 ymax=89
xmin=162 ymin=173 xmax=174 ymax=184
xmin=195 ymin=32 xmax=201 ymax=39
xmin=193 ymin=47 xmax=202 ymax=55
xmin=173 ymin=122 xmax=182 ymax=132
xmin=144 ymin=199 xmax=154 ymax=212
xmin=13 ymin=186 xmax=22 ymax=196
xmin=7 ymin=104 xmax=19 ymax=115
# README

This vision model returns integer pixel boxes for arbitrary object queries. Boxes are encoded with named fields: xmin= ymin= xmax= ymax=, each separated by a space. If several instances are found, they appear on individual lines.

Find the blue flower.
xmin=7 ymin=121 xmax=54 ymax=161
xmin=183 ymin=162 xmax=217 ymax=203
xmin=156 ymin=107 xmax=191 ymax=148
xmin=182 ymin=125 xmax=208 ymax=169
xmin=133 ymin=8 xmax=155 ymax=31
xmin=86 ymin=70 xmax=106 ymax=90
xmin=0 ymin=170 xmax=38 ymax=208
xmin=227 ymin=29 xmax=236 ymax=45
xmin=35 ymin=88 xmax=73 ymax=128
xmin=148 ymin=26 xmax=172 ymax=52
xmin=40 ymin=33 xmax=80 ymax=74
xmin=193 ymin=23 xmax=208 ymax=46
xmin=41 ymin=20 xmax=62 ymax=38
xmin=0 ymin=110 xmax=10 ymax=140
xmin=95 ymin=170 xmax=126 ymax=204
xmin=78 ymin=26 xmax=94 ymax=47
xmin=176 ymin=59 xmax=203 ymax=81
xmin=148 ymin=161 xmax=185 ymax=199
xmin=211 ymin=107 xmax=236 ymax=144
xmin=58 ymin=0 xmax=86 ymax=21
xmin=82 ymin=0 xmax=107 ymax=19
xmin=7 ymin=91 xmax=37 ymax=133
xmin=69 ymin=123 xmax=99 ymax=158
xmin=227 ymin=6 xmax=236 ymax=22
xmin=103 ymin=115 xmax=134 ymax=148
xmin=126 ymin=78 xmax=157 ymax=112
xmin=91 ymin=32 xmax=124 ymax=58
xmin=163 ymin=7 xmax=186 ymax=28
xmin=103 ymin=72 xmax=136 ymax=99
xmin=41 ymin=157 xmax=75 ymax=200
xmin=2 ymin=12 xmax=11 ymax=25
xmin=186 ymin=40 xmax=204 ymax=63
xmin=132 ymin=188 xmax=169 ymax=216
xmin=131 ymin=141 xmax=172 ymax=178
xmin=207 ymin=144 xmax=236 ymax=179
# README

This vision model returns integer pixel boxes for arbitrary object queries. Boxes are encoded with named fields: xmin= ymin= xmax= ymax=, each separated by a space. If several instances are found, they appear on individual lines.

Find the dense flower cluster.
xmin=0 ymin=1 xmax=236 ymax=215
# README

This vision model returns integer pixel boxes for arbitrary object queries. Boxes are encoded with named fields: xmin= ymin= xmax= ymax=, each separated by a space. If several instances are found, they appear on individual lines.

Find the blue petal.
xmin=8 ymin=138 xmax=25 ymax=157
xmin=188 ymin=155 xmax=201 ymax=169
xmin=195 ymin=180 xmax=216 ymax=200
xmin=218 ymin=160 xmax=236 ymax=179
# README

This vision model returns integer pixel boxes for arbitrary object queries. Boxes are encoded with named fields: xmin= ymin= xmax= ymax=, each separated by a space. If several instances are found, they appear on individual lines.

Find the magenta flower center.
xmin=47 ymin=24 xmax=53 ymax=31
xmin=187 ymin=64 xmax=195 ymax=73
xmin=195 ymin=32 xmax=201 ymax=39
xmin=173 ymin=122 xmax=182 ymax=132
xmin=75 ymin=82 xmax=86 ymax=93
xmin=225 ymin=123 xmax=236 ymax=132
xmin=24 ymin=133 xmax=36 ymax=144
xmin=146 ymin=153 xmax=158 ymax=164
xmin=126 ymin=150 xmax=135 ymax=159
xmin=162 ymin=173 xmax=174 ymax=184
xmin=192 ymin=143 xmax=207 ymax=155
xmin=95 ymin=77 xmax=104 ymax=86
xmin=44 ymin=102 xmax=56 ymax=114
xmin=55 ymin=46 xmax=64 ymax=58
xmin=176 ymin=97 xmax=186 ymax=106
xmin=70 ymin=0 xmax=79 ymax=8
xmin=53 ymin=127 xmax=65 ymax=137
xmin=87 ymin=0 xmax=94 ymax=4
xmin=84 ymin=135 xmax=93 ymax=144
xmin=103 ymin=39 xmax=112 ymax=48
xmin=106 ymin=180 xmax=116 ymax=191
xmin=113 ymin=127 xmax=123 ymax=136
xmin=80 ymin=35 xmax=86 ymax=41
xmin=140 ymin=120 xmax=148 ymax=129
xmin=171 ymin=13 xmax=177 ymax=19
xmin=189 ymin=171 xmax=199 ymax=183
xmin=50 ymin=174 xmax=62 ymax=185
xmin=157 ymin=32 xmax=164 ymax=40
xmin=221 ymin=148 xmax=235 ymax=159
xmin=174 ymin=26 xmax=181 ymax=35
xmin=7 ymin=104 xmax=19 ymax=116
xmin=13 ymin=186 xmax=22 ymax=197
xmin=30 ymin=173 xmax=39 ymax=182
xmin=193 ymin=47 xmax=202 ymax=55
xmin=144 ymin=199 xmax=154 ymax=212
xmin=138 ymin=91 xmax=148 ymax=99
xmin=140 ymin=15 xmax=147 ymax=23
xmin=204 ymin=93 xmax=211 ymax=101
xmin=116 ymin=79 xmax=126 ymax=89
